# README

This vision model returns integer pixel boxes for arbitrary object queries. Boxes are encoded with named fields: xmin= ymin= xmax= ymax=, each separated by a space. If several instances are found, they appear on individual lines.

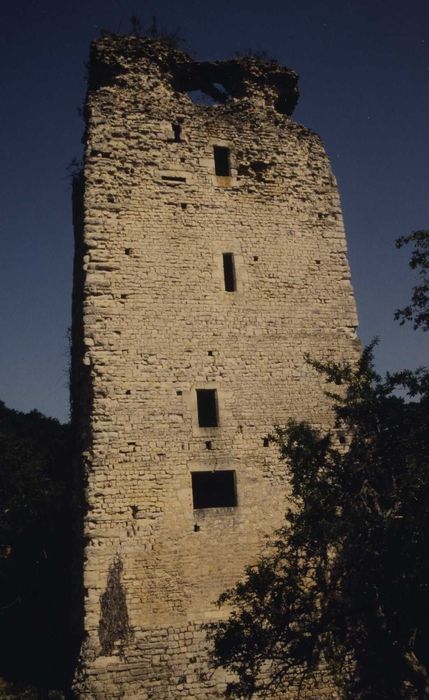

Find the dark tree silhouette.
xmin=0 ymin=402 xmax=72 ymax=694
xmin=395 ymin=230 xmax=429 ymax=331
xmin=213 ymin=235 xmax=429 ymax=698
xmin=212 ymin=347 xmax=429 ymax=698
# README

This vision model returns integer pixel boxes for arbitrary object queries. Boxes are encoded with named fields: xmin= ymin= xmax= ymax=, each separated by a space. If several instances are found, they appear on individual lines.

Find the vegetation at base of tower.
xmin=213 ymin=349 xmax=429 ymax=698
xmin=212 ymin=232 xmax=429 ymax=699
xmin=0 ymin=402 xmax=72 ymax=693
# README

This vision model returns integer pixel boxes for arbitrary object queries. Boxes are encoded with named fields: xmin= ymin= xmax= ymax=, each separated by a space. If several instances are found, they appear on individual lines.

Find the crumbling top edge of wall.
xmin=88 ymin=32 xmax=300 ymax=116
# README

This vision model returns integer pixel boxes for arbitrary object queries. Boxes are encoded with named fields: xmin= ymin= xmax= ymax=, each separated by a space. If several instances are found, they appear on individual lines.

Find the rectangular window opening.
xmin=191 ymin=470 xmax=237 ymax=509
xmin=196 ymin=389 xmax=218 ymax=427
xmin=223 ymin=253 xmax=236 ymax=292
xmin=214 ymin=146 xmax=231 ymax=176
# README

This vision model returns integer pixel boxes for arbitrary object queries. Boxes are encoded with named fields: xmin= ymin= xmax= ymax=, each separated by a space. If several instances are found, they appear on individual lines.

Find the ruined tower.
xmin=71 ymin=33 xmax=358 ymax=698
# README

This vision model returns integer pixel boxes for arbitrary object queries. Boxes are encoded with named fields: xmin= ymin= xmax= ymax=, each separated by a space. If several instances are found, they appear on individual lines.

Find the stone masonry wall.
xmin=71 ymin=34 xmax=359 ymax=698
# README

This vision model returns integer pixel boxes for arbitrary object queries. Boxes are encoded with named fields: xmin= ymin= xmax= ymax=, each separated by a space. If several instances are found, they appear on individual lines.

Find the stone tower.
xmin=71 ymin=33 xmax=358 ymax=699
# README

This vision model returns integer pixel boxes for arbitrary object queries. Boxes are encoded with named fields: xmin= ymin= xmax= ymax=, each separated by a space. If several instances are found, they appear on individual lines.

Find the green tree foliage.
xmin=395 ymin=230 xmax=429 ymax=331
xmin=212 ymin=345 xmax=429 ymax=698
xmin=0 ymin=402 xmax=72 ymax=691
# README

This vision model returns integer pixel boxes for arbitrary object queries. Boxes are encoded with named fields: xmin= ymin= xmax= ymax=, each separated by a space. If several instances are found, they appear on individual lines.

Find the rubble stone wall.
xmin=72 ymin=34 xmax=358 ymax=698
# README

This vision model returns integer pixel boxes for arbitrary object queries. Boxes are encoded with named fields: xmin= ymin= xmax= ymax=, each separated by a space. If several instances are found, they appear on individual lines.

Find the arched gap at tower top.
xmin=171 ymin=57 xmax=299 ymax=115
xmin=186 ymin=90 xmax=222 ymax=106
xmin=183 ymin=77 xmax=231 ymax=106
xmin=185 ymin=81 xmax=231 ymax=106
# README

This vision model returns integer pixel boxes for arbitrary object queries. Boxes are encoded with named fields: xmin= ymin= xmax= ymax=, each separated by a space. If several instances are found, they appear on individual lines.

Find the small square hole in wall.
xmin=253 ymin=256 xmax=259 ymax=262
xmin=176 ymin=390 xmax=182 ymax=396
xmin=214 ymin=146 xmax=231 ymax=176
xmin=196 ymin=389 xmax=218 ymax=427
xmin=181 ymin=203 xmax=187 ymax=210
xmin=205 ymin=440 xmax=212 ymax=450
xmin=208 ymin=350 xmax=213 ymax=356
xmin=191 ymin=470 xmax=237 ymax=509
xmin=263 ymin=437 xmax=270 ymax=447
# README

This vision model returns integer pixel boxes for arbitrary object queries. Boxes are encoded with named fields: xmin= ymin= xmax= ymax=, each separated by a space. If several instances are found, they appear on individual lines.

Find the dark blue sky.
xmin=1 ymin=0 xmax=428 ymax=423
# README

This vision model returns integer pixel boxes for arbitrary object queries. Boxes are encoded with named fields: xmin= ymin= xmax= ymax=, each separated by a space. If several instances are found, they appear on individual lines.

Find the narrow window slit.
xmin=172 ymin=123 xmax=182 ymax=142
xmin=214 ymin=146 xmax=231 ymax=176
xmin=263 ymin=437 xmax=270 ymax=447
xmin=191 ymin=470 xmax=237 ymax=509
xmin=205 ymin=440 xmax=212 ymax=450
xmin=196 ymin=389 xmax=218 ymax=427
xmin=223 ymin=253 xmax=236 ymax=292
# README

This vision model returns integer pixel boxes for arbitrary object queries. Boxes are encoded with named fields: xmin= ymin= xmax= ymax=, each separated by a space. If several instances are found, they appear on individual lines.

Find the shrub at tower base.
xmin=212 ymin=344 xmax=429 ymax=699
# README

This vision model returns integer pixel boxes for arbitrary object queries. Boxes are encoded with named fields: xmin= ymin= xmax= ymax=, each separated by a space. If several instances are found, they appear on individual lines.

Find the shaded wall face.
xmin=74 ymin=36 xmax=358 ymax=696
